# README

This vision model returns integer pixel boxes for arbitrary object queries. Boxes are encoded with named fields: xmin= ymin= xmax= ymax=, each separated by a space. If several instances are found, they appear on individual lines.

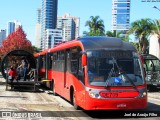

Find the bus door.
xmin=36 ymin=56 xmax=40 ymax=77
xmin=41 ymin=55 xmax=46 ymax=79
xmin=63 ymin=49 xmax=70 ymax=97
xmin=70 ymin=47 xmax=85 ymax=106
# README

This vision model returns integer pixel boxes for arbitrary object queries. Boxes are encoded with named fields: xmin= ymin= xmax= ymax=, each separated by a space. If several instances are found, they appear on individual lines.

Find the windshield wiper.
xmin=120 ymin=72 xmax=138 ymax=91
xmin=112 ymin=57 xmax=139 ymax=92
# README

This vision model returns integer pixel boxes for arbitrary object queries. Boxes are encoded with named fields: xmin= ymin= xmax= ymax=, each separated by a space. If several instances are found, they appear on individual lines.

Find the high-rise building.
xmin=35 ymin=8 xmax=42 ymax=48
xmin=37 ymin=8 xmax=41 ymax=24
xmin=0 ymin=29 xmax=6 ymax=46
xmin=35 ymin=24 xmax=41 ymax=48
xmin=7 ymin=20 xmax=21 ymax=36
xmin=7 ymin=22 xmax=15 ymax=36
xmin=41 ymin=0 xmax=58 ymax=50
xmin=111 ymin=0 xmax=130 ymax=36
xmin=57 ymin=13 xmax=80 ymax=41
xmin=45 ymin=29 xmax=63 ymax=48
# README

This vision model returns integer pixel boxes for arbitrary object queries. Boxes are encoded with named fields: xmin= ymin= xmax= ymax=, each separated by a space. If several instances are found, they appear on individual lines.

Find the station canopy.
xmin=0 ymin=49 xmax=36 ymax=79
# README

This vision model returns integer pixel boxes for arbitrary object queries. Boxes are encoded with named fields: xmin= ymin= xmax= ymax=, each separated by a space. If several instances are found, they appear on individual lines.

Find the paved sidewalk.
xmin=148 ymin=92 xmax=160 ymax=100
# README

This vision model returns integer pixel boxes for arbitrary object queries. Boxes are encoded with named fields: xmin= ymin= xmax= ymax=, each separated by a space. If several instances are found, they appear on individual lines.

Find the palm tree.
xmin=130 ymin=42 xmax=139 ymax=52
xmin=106 ymin=30 xmax=129 ymax=42
xmin=127 ymin=18 xmax=154 ymax=54
xmin=106 ymin=30 xmax=121 ymax=37
xmin=85 ymin=16 xmax=105 ymax=36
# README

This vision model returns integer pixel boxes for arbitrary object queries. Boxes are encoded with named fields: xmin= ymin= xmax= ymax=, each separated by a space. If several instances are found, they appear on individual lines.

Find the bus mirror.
xmin=82 ymin=54 xmax=87 ymax=66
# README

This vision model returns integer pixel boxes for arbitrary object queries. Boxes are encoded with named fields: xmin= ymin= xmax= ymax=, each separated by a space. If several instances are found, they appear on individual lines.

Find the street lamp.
xmin=153 ymin=6 xmax=160 ymax=11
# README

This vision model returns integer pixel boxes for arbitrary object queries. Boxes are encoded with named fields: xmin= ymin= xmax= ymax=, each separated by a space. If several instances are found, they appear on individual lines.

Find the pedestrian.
xmin=18 ymin=57 xmax=30 ymax=81
xmin=8 ymin=66 xmax=17 ymax=89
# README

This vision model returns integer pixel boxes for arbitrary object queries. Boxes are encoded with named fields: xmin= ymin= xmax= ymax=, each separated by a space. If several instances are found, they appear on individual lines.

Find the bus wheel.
xmin=53 ymin=81 xmax=57 ymax=96
xmin=71 ymin=90 xmax=80 ymax=110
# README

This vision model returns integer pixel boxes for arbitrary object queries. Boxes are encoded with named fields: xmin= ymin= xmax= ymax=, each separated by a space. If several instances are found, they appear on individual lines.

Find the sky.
xmin=0 ymin=0 xmax=160 ymax=45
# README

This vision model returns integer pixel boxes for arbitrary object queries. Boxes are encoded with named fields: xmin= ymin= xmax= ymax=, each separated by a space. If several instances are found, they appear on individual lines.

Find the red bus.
xmin=34 ymin=36 xmax=147 ymax=110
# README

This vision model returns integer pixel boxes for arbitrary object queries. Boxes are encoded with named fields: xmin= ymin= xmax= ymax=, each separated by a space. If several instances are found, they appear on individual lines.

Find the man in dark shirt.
xmin=19 ymin=57 xmax=30 ymax=81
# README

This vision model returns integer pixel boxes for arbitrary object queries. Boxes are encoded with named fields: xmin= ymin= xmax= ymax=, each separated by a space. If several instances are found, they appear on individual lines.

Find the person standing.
xmin=19 ymin=57 xmax=30 ymax=81
xmin=8 ymin=66 xmax=17 ymax=89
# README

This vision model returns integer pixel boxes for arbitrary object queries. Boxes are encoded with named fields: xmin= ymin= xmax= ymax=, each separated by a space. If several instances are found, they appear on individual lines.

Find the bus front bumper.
xmin=84 ymin=97 xmax=147 ymax=110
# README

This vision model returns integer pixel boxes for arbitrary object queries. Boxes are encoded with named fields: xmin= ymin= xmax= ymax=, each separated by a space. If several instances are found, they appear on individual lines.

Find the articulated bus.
xmin=34 ymin=36 xmax=147 ymax=110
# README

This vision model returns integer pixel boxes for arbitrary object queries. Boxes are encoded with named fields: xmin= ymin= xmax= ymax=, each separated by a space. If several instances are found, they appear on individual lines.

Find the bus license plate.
xmin=106 ymin=93 xmax=118 ymax=98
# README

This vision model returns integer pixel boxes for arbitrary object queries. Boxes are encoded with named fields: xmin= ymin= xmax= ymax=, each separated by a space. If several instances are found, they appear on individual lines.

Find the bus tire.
xmin=71 ymin=89 xmax=80 ymax=110
xmin=53 ymin=80 xmax=57 ymax=96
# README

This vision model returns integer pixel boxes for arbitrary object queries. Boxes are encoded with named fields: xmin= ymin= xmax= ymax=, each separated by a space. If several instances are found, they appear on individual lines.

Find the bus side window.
xmin=49 ymin=53 xmax=53 ymax=70
xmin=71 ymin=52 xmax=78 ymax=74
xmin=42 ymin=56 xmax=45 ymax=69
xmin=59 ymin=50 xmax=65 ymax=71
xmin=70 ymin=47 xmax=80 ymax=74
xmin=52 ymin=52 xmax=57 ymax=70
xmin=78 ymin=56 xmax=85 ymax=84
xmin=40 ymin=56 xmax=43 ymax=68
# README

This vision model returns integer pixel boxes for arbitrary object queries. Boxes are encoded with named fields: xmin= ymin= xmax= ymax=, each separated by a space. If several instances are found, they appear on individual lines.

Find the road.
xmin=0 ymin=75 xmax=160 ymax=120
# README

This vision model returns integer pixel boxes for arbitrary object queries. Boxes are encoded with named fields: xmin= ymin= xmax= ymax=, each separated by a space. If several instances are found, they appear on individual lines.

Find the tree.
xmin=85 ymin=16 xmax=105 ymax=36
xmin=0 ymin=26 xmax=33 ymax=57
xmin=130 ymin=42 xmax=140 ymax=52
xmin=106 ymin=30 xmax=129 ymax=42
xmin=127 ymin=18 xmax=154 ymax=54
xmin=32 ymin=45 xmax=42 ymax=53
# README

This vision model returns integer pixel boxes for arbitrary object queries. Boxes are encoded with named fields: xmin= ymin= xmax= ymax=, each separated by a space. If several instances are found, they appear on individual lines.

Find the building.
xmin=111 ymin=0 xmax=130 ymax=36
xmin=45 ymin=29 xmax=63 ymax=48
xmin=149 ymin=34 xmax=160 ymax=59
xmin=37 ymin=8 xmax=41 ymax=24
xmin=35 ymin=24 xmax=41 ymax=48
xmin=41 ymin=0 xmax=58 ymax=50
xmin=7 ymin=20 xmax=21 ymax=36
xmin=14 ymin=20 xmax=21 ymax=31
xmin=0 ymin=29 xmax=6 ymax=46
xmin=57 ymin=13 xmax=80 ymax=41
xmin=35 ymin=8 xmax=42 ymax=48
xmin=7 ymin=22 xmax=15 ymax=36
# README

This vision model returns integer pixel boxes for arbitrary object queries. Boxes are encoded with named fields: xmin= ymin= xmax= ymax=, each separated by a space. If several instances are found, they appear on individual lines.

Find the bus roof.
xmin=34 ymin=36 xmax=136 ymax=56
xmin=34 ymin=48 xmax=50 ymax=57
xmin=79 ymin=36 xmax=136 ymax=51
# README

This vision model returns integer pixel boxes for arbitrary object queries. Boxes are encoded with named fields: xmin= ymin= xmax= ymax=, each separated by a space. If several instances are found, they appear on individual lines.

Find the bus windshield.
xmin=87 ymin=50 xmax=144 ymax=87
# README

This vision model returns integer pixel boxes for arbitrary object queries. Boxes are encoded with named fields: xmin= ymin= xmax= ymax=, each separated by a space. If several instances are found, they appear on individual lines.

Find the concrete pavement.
xmin=148 ymin=92 xmax=160 ymax=100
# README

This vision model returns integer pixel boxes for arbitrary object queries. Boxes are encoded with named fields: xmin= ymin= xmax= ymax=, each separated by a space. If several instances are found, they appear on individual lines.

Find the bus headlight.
xmin=140 ymin=91 xmax=147 ymax=97
xmin=143 ymin=92 xmax=147 ymax=96
xmin=89 ymin=92 xmax=100 ymax=98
